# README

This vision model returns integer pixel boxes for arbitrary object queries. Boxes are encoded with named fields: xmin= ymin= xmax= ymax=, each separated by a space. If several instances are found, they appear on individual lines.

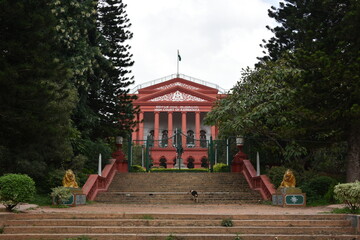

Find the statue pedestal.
xmin=53 ymin=188 xmax=86 ymax=207
xmin=272 ymin=187 xmax=306 ymax=207
xmin=174 ymin=158 xmax=187 ymax=169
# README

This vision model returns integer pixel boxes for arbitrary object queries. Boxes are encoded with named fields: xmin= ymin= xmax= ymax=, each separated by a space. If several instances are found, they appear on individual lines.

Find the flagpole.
xmin=177 ymin=49 xmax=179 ymax=77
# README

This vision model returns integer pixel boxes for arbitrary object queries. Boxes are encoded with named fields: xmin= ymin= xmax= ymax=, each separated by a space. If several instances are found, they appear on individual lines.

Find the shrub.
xmin=334 ymin=181 xmax=360 ymax=213
xmin=213 ymin=163 xmax=230 ymax=172
xmin=0 ymin=173 xmax=36 ymax=211
xmin=267 ymin=166 xmax=288 ymax=188
xmin=47 ymin=169 xmax=66 ymax=189
xmin=300 ymin=175 xmax=338 ymax=204
xmin=130 ymin=165 xmax=146 ymax=172
xmin=50 ymin=186 xmax=72 ymax=205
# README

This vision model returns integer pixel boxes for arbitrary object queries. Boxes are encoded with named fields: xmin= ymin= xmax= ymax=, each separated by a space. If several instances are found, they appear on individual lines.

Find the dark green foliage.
xmin=267 ymin=166 xmax=288 ymax=189
xmin=79 ymin=139 xmax=112 ymax=173
xmin=47 ymin=169 xmax=66 ymax=190
xmin=300 ymin=175 xmax=338 ymax=204
xmin=258 ymin=0 xmax=360 ymax=181
xmin=331 ymin=207 xmax=360 ymax=214
xmin=213 ymin=163 xmax=230 ymax=172
xmin=93 ymin=0 xmax=139 ymax=138
xmin=207 ymin=0 xmax=360 ymax=181
xmin=29 ymin=193 xmax=52 ymax=206
xmin=0 ymin=0 xmax=137 ymax=192
xmin=0 ymin=0 xmax=76 ymax=186
xmin=0 ymin=174 xmax=36 ymax=211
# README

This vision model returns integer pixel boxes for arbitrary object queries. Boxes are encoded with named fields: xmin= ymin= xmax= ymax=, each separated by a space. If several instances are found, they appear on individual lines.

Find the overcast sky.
xmin=126 ymin=0 xmax=281 ymax=92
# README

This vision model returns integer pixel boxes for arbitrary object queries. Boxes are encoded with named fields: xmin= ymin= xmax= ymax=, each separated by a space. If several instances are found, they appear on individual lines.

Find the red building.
xmin=131 ymin=74 xmax=226 ymax=169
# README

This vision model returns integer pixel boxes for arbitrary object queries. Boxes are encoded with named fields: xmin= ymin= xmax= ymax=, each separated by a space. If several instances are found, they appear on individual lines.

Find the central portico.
xmin=131 ymin=74 xmax=226 ymax=169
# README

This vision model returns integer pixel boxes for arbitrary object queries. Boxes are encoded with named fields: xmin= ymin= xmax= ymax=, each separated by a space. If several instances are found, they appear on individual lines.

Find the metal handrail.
xmin=130 ymin=73 xmax=227 ymax=94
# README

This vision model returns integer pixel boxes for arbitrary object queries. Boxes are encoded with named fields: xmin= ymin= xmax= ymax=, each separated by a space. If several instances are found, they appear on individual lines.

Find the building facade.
xmin=131 ymin=74 xmax=226 ymax=169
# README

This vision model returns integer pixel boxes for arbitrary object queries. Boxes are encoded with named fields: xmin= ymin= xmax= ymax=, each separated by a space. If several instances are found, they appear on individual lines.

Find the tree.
xmin=0 ymin=174 xmax=36 ymax=211
xmin=0 ymin=0 xmax=76 ymax=182
xmin=95 ymin=0 xmax=139 ymax=138
xmin=205 ymin=60 xmax=311 ymax=167
xmin=258 ymin=0 xmax=360 ymax=181
xmin=0 ymin=0 xmax=139 ymax=188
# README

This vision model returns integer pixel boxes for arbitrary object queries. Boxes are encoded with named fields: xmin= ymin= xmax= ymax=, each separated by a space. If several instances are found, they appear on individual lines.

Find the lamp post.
xmin=112 ymin=136 xmax=127 ymax=172
xmin=236 ymin=136 xmax=244 ymax=146
xmin=231 ymin=136 xmax=247 ymax=172
xmin=116 ymin=136 xmax=123 ymax=150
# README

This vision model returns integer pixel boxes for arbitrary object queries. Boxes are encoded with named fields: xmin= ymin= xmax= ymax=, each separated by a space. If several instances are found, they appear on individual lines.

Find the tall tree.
xmin=255 ymin=0 xmax=360 ymax=181
xmin=205 ymin=60 xmax=311 ymax=167
xmin=207 ymin=0 xmax=360 ymax=181
xmin=258 ymin=0 xmax=360 ymax=181
xmin=0 ymin=0 xmax=76 ymax=181
xmin=95 ymin=0 xmax=138 ymax=138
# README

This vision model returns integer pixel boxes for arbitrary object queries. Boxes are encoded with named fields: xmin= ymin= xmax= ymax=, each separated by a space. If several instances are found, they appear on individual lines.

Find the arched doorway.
xmin=187 ymin=157 xmax=195 ymax=169
xmin=201 ymin=156 xmax=209 ymax=168
xmin=159 ymin=157 xmax=167 ymax=168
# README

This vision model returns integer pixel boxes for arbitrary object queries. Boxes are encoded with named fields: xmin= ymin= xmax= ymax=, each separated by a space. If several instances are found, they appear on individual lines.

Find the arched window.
xmin=200 ymin=130 xmax=207 ymax=148
xmin=186 ymin=130 xmax=195 ymax=147
xmin=148 ymin=130 xmax=154 ymax=146
xmin=161 ymin=130 xmax=168 ymax=147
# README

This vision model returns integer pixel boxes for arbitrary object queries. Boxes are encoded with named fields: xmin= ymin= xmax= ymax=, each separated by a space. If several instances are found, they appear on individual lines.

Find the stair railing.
xmin=82 ymin=141 xmax=128 ymax=201
xmin=231 ymin=142 xmax=275 ymax=200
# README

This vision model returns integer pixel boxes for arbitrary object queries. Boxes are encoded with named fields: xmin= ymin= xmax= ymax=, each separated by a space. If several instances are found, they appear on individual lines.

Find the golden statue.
xmin=62 ymin=169 xmax=79 ymax=188
xmin=280 ymin=169 xmax=296 ymax=188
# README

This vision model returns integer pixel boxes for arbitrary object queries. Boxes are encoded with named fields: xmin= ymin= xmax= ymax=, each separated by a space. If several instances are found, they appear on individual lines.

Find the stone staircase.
xmin=0 ymin=212 xmax=358 ymax=239
xmin=95 ymin=172 xmax=262 ymax=204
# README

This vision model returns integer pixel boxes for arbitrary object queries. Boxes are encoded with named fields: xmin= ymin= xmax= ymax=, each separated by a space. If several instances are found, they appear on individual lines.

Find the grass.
xmin=306 ymin=198 xmax=334 ymax=207
xmin=141 ymin=214 xmax=154 ymax=220
xmin=29 ymin=193 xmax=52 ymax=206
xmin=221 ymin=218 xmax=234 ymax=227
xmin=165 ymin=234 xmax=183 ymax=240
xmin=234 ymin=234 xmax=243 ymax=240
xmin=331 ymin=207 xmax=360 ymax=214
xmin=259 ymin=200 xmax=272 ymax=205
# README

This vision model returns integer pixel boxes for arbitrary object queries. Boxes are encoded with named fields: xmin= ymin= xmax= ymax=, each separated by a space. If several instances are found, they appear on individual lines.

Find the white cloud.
xmin=126 ymin=0 xmax=280 ymax=91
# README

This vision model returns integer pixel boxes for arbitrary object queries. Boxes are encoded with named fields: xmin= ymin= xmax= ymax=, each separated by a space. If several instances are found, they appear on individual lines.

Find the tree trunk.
xmin=346 ymin=122 xmax=360 ymax=182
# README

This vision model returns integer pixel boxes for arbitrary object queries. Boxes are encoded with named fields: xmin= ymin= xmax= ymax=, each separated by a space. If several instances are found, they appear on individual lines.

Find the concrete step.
xmin=1 ymin=213 xmax=357 ymax=240
xmin=6 ymin=219 xmax=352 ymax=227
xmin=96 ymin=172 xmax=262 ymax=204
xmin=0 ymin=233 xmax=358 ymax=240
xmin=3 ymin=226 xmax=355 ymax=235
xmin=2 ymin=213 xmax=351 ymax=220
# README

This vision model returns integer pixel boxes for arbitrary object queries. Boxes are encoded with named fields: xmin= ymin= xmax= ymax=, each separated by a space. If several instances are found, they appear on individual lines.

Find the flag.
xmin=178 ymin=50 xmax=181 ymax=61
